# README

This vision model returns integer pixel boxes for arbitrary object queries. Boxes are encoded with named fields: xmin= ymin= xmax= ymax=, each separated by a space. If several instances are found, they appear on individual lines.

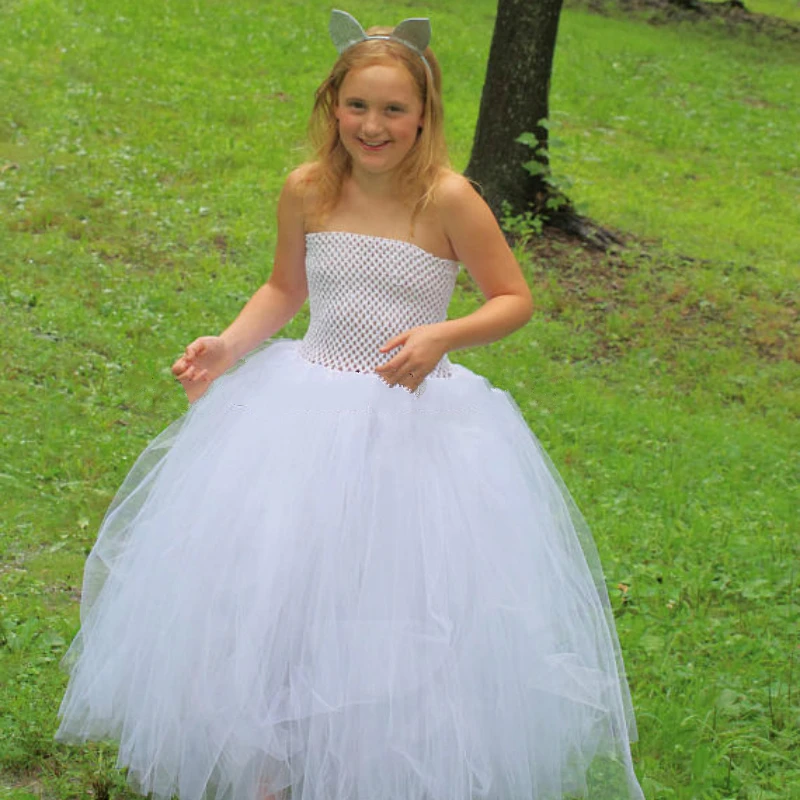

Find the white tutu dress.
xmin=57 ymin=232 xmax=644 ymax=800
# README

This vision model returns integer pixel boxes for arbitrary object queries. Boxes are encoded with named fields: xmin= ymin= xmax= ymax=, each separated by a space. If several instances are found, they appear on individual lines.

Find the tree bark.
xmin=464 ymin=0 xmax=565 ymax=221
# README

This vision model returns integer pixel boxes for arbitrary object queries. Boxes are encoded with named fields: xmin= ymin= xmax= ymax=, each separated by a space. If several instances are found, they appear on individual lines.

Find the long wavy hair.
xmin=305 ymin=28 xmax=449 ymax=225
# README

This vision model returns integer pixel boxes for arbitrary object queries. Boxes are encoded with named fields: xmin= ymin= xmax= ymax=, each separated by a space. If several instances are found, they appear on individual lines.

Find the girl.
xmin=57 ymin=10 xmax=645 ymax=800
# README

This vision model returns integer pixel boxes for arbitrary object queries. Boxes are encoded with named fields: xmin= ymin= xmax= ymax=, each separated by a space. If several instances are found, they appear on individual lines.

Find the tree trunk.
xmin=464 ymin=0 xmax=564 ymax=221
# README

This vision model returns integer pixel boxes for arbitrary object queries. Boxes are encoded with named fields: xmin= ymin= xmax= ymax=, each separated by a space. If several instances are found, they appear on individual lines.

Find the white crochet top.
xmin=298 ymin=232 xmax=460 ymax=378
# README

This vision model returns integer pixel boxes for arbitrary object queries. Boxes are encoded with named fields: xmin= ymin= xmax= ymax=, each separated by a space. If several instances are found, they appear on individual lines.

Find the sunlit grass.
xmin=552 ymin=7 xmax=799 ymax=274
xmin=726 ymin=0 xmax=800 ymax=21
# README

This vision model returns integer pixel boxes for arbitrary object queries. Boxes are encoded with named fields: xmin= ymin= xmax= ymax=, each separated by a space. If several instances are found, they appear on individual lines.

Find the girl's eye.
xmin=387 ymin=106 xmax=405 ymax=114
xmin=347 ymin=100 xmax=365 ymax=110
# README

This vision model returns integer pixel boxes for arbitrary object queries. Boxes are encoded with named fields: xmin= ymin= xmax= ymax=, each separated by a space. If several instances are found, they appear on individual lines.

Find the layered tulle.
xmin=57 ymin=339 xmax=644 ymax=800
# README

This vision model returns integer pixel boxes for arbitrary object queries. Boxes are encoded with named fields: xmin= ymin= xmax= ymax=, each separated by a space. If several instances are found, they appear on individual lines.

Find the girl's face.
xmin=334 ymin=62 xmax=424 ymax=179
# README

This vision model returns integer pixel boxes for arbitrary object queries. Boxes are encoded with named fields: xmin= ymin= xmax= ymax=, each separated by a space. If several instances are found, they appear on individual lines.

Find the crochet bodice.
xmin=298 ymin=232 xmax=460 ymax=378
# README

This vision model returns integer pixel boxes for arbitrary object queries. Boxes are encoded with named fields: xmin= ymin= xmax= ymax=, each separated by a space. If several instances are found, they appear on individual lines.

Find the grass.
xmin=552 ymin=1 xmax=800 ymax=275
xmin=1 ymin=0 xmax=798 ymax=798
xmin=747 ymin=0 xmax=800 ymax=21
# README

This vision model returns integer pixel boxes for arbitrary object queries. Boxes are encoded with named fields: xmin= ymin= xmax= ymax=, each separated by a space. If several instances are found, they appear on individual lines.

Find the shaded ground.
xmin=571 ymin=0 xmax=800 ymax=39
xmin=501 ymin=228 xmax=800 ymax=364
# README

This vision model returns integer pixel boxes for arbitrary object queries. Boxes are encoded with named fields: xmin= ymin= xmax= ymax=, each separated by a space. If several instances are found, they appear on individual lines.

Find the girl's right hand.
xmin=171 ymin=336 xmax=231 ymax=404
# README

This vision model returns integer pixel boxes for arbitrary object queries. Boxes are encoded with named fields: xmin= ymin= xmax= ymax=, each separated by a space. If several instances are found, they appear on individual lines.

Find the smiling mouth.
xmin=358 ymin=138 xmax=390 ymax=151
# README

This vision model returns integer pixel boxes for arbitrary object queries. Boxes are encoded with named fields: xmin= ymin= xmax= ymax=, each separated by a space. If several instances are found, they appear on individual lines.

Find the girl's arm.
xmin=435 ymin=172 xmax=534 ymax=350
xmin=377 ymin=173 xmax=533 ymax=391
xmin=219 ymin=170 xmax=309 ymax=363
xmin=172 ymin=169 xmax=308 ymax=399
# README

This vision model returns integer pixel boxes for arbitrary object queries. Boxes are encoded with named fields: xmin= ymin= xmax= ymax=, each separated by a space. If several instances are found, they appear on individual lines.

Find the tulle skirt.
xmin=56 ymin=339 xmax=644 ymax=800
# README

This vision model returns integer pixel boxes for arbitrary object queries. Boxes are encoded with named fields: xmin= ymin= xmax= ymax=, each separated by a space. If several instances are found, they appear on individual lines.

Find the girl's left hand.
xmin=376 ymin=324 xmax=449 ymax=393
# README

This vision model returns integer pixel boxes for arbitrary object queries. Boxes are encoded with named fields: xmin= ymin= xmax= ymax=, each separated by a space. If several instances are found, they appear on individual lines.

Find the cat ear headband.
xmin=329 ymin=8 xmax=432 ymax=74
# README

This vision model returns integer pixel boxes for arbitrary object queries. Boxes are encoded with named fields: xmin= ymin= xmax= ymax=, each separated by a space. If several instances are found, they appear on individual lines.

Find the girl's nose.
xmin=361 ymin=112 xmax=383 ymax=135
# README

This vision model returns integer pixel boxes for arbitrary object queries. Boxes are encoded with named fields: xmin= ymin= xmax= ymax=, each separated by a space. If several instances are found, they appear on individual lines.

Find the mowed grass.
xmin=553 ymin=0 xmax=800 ymax=275
xmin=1 ymin=0 xmax=798 ymax=798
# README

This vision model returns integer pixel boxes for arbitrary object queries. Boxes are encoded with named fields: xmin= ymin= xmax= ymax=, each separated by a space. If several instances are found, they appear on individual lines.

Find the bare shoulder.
xmin=433 ymin=168 xmax=467 ymax=193
xmin=282 ymin=163 xmax=317 ymax=202
xmin=270 ymin=166 xmax=310 ymax=298
xmin=434 ymin=170 xmax=501 ymax=244
xmin=278 ymin=163 xmax=322 ymax=237
xmin=431 ymin=169 xmax=529 ymax=303
xmin=434 ymin=169 xmax=481 ymax=214
xmin=432 ymin=170 xmax=506 ymax=261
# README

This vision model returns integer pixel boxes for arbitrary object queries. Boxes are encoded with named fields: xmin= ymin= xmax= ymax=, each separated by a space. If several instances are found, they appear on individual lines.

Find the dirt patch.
xmin=570 ymin=0 xmax=800 ymax=41
xmin=516 ymin=226 xmax=799 ymax=363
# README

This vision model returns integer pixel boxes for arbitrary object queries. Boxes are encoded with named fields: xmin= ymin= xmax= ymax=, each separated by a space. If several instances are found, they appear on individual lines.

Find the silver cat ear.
xmin=391 ymin=18 xmax=431 ymax=55
xmin=329 ymin=9 xmax=367 ymax=54
xmin=328 ymin=8 xmax=433 ymax=73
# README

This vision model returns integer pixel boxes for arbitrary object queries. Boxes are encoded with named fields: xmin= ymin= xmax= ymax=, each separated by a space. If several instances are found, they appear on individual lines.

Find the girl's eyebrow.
xmin=341 ymin=95 xmax=409 ymax=108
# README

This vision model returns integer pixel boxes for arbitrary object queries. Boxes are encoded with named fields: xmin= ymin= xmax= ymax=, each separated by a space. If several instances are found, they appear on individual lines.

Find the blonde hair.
xmin=305 ymin=27 xmax=449 ymax=224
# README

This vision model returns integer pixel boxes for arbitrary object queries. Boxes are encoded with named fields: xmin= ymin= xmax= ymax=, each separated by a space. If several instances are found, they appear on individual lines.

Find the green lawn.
xmin=1 ymin=1 xmax=797 ymax=798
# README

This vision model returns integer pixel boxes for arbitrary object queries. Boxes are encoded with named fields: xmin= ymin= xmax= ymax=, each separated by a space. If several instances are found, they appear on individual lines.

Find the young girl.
xmin=57 ymin=10 xmax=645 ymax=800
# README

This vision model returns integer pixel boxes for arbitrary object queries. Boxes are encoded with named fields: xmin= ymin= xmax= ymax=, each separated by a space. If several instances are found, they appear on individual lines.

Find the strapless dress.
xmin=56 ymin=232 xmax=644 ymax=800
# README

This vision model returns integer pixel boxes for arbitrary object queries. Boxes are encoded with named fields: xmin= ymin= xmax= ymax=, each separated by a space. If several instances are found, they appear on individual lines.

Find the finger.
xmin=186 ymin=341 xmax=205 ymax=360
xmin=173 ymin=361 xmax=195 ymax=381
xmin=376 ymin=351 xmax=411 ymax=375
xmin=379 ymin=331 xmax=408 ymax=354
xmin=404 ymin=370 xmax=422 ymax=390
xmin=380 ymin=363 xmax=421 ymax=390
xmin=405 ymin=363 xmax=430 ymax=390
xmin=179 ymin=367 xmax=209 ymax=387
xmin=377 ymin=364 xmax=405 ymax=386
xmin=400 ymin=369 xmax=427 ymax=394
xmin=376 ymin=367 xmax=400 ymax=385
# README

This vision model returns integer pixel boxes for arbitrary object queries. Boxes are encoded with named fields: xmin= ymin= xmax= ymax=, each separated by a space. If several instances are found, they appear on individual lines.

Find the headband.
xmin=329 ymin=9 xmax=432 ymax=73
